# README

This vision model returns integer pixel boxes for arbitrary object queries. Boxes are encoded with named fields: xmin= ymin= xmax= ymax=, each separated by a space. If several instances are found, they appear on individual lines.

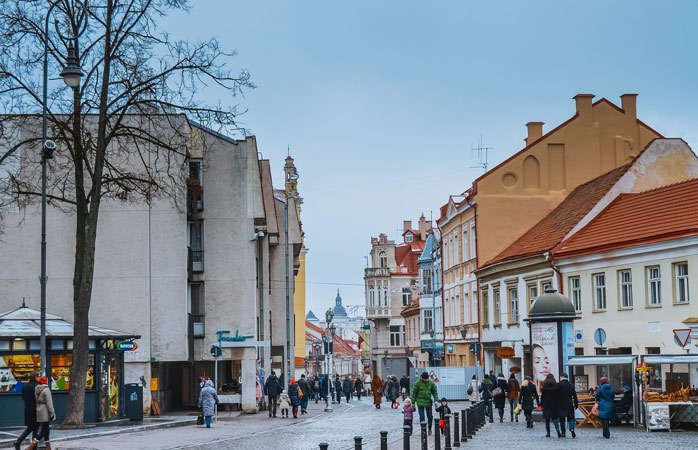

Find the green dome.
xmin=528 ymin=287 xmax=576 ymax=320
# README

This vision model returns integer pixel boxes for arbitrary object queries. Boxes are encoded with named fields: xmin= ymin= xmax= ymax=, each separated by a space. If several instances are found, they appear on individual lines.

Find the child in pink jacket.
xmin=403 ymin=398 xmax=415 ymax=435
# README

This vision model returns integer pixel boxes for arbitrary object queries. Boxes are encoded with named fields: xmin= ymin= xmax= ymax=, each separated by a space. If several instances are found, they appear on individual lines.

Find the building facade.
xmin=417 ymin=231 xmax=444 ymax=366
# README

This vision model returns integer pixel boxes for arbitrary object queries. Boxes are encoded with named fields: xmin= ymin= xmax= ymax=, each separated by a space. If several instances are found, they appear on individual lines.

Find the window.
xmin=379 ymin=252 xmax=387 ymax=268
xmin=493 ymin=289 xmax=501 ymax=324
xmin=593 ymin=273 xmax=606 ymax=310
xmin=421 ymin=268 xmax=432 ymax=294
xmin=405 ymin=232 xmax=413 ymax=243
xmin=189 ymin=283 xmax=205 ymax=337
xmin=508 ymin=287 xmax=518 ymax=323
xmin=462 ymin=228 xmax=469 ymax=261
xmin=527 ymin=284 xmax=538 ymax=309
xmin=646 ymin=347 xmax=660 ymax=354
xmin=50 ymin=354 xmax=95 ymax=391
xmin=618 ymin=270 xmax=633 ymax=309
xmin=423 ymin=309 xmax=433 ymax=333
xmin=647 ymin=266 xmax=661 ymax=306
xmin=569 ymin=277 xmax=581 ymax=312
xmin=188 ymin=221 xmax=204 ymax=272
xmin=481 ymin=291 xmax=489 ymax=326
xmin=454 ymin=295 xmax=460 ymax=325
xmin=541 ymin=280 xmax=552 ymax=292
xmin=453 ymin=234 xmax=458 ymax=264
xmin=188 ymin=159 xmax=204 ymax=210
xmin=402 ymin=288 xmax=411 ymax=306
xmin=470 ymin=223 xmax=476 ymax=259
xmin=390 ymin=326 xmax=403 ymax=347
xmin=383 ymin=286 xmax=389 ymax=306
xmin=369 ymin=287 xmax=375 ymax=307
xmin=674 ymin=262 xmax=689 ymax=304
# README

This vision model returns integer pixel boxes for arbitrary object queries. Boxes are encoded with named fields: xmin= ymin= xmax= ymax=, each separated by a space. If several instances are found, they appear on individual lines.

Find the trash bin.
xmin=124 ymin=383 xmax=144 ymax=421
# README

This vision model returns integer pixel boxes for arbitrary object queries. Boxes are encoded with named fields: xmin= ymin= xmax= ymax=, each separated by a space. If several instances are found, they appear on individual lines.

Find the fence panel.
xmin=410 ymin=366 xmax=484 ymax=400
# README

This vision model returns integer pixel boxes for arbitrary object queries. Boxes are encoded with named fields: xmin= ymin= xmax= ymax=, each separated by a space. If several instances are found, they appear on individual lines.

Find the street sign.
xmin=117 ymin=340 xmax=137 ymax=351
xmin=594 ymin=328 xmax=606 ymax=346
xmin=575 ymin=330 xmax=583 ymax=343
xmin=469 ymin=342 xmax=482 ymax=354
xmin=497 ymin=346 xmax=515 ymax=359
xmin=673 ymin=329 xmax=691 ymax=347
xmin=210 ymin=345 xmax=222 ymax=357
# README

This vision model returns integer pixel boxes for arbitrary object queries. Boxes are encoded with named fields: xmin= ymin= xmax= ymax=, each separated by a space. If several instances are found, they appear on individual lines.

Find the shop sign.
xmin=116 ymin=340 xmax=137 ymax=351
xmin=216 ymin=329 xmax=254 ymax=342
xmin=497 ymin=346 xmax=515 ymax=359
xmin=448 ymin=344 xmax=454 ymax=353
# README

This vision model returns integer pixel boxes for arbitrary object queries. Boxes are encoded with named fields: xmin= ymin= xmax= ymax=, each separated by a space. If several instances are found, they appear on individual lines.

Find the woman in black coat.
xmin=540 ymin=374 xmax=561 ymax=438
xmin=518 ymin=376 xmax=539 ymax=428
xmin=492 ymin=374 xmax=509 ymax=422
xmin=556 ymin=373 xmax=578 ymax=438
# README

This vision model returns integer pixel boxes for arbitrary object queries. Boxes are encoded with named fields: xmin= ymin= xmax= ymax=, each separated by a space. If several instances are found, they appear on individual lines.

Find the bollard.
xmin=380 ymin=431 xmax=388 ymax=450
xmin=420 ymin=421 xmax=428 ymax=450
xmin=319 ymin=444 xmax=329 ymax=450
xmin=354 ymin=436 xmax=363 ymax=450
xmin=444 ymin=414 xmax=452 ymax=450
xmin=434 ymin=417 xmax=441 ymax=449
xmin=403 ymin=425 xmax=411 ymax=450
xmin=461 ymin=409 xmax=467 ymax=442
xmin=453 ymin=411 xmax=460 ymax=447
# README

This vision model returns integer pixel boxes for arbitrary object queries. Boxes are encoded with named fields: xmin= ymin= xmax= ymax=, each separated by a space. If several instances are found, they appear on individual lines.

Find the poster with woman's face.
xmin=531 ymin=322 xmax=558 ymax=393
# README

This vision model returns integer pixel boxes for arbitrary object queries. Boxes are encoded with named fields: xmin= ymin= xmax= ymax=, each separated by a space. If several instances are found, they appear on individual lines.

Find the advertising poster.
xmin=561 ymin=321 xmax=575 ymax=372
xmin=531 ymin=322 xmax=559 ymax=393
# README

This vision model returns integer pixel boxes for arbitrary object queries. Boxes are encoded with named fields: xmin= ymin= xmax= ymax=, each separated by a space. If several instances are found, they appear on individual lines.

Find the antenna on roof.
xmin=21 ymin=297 xmax=26 ymax=308
xmin=287 ymin=144 xmax=290 ymax=157
xmin=471 ymin=135 xmax=493 ymax=172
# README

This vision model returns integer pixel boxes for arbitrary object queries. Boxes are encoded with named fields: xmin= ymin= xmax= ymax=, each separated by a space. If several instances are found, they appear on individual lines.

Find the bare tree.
xmin=0 ymin=0 xmax=252 ymax=425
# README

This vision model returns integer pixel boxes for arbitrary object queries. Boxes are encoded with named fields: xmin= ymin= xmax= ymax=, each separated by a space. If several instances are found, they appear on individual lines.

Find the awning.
xmin=643 ymin=355 xmax=698 ymax=364
xmin=566 ymin=355 xmax=636 ymax=366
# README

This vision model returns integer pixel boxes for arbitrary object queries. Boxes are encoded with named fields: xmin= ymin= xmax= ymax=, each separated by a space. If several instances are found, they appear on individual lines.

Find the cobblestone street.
xmin=46 ymin=399 xmax=698 ymax=449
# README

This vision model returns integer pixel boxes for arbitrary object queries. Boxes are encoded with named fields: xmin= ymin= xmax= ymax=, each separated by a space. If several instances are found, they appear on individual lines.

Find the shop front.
xmin=640 ymin=354 xmax=698 ymax=431
xmin=0 ymin=306 xmax=139 ymax=426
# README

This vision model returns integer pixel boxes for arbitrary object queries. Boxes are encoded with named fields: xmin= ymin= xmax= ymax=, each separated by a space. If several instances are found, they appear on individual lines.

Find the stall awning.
xmin=643 ymin=355 xmax=698 ymax=364
xmin=566 ymin=355 xmax=636 ymax=366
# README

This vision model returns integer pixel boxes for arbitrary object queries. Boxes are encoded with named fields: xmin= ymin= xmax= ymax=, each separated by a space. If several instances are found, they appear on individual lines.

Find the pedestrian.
xmin=264 ymin=371 xmax=283 ymax=418
xmin=34 ymin=376 xmax=54 ymax=449
xmin=595 ymin=376 xmax=615 ymax=439
xmin=333 ymin=375 xmax=343 ymax=404
xmin=435 ymin=397 xmax=451 ymax=434
xmin=298 ymin=374 xmax=311 ymax=414
xmin=479 ymin=375 xmax=494 ymax=422
xmin=507 ymin=373 xmax=521 ymax=422
xmin=518 ymin=376 xmax=539 ymax=429
xmin=540 ymin=373 xmax=561 ymax=438
xmin=288 ymin=378 xmax=301 ymax=418
xmin=412 ymin=372 xmax=439 ymax=435
xmin=320 ymin=374 xmax=329 ymax=407
xmin=312 ymin=376 xmax=321 ymax=403
xmin=385 ymin=375 xmax=400 ymax=408
xmin=279 ymin=391 xmax=291 ymax=418
xmin=354 ymin=375 xmax=363 ymax=400
xmin=557 ymin=372 xmax=578 ymax=438
xmin=342 ymin=376 xmax=353 ymax=403
xmin=492 ymin=373 xmax=508 ymax=422
xmin=371 ymin=372 xmax=383 ymax=409
xmin=365 ymin=372 xmax=372 ymax=395
xmin=197 ymin=379 xmax=219 ymax=428
xmin=467 ymin=374 xmax=480 ymax=403
xmin=402 ymin=398 xmax=415 ymax=435
xmin=14 ymin=372 xmax=38 ymax=450
xmin=488 ymin=370 xmax=497 ymax=384
xmin=399 ymin=374 xmax=410 ymax=400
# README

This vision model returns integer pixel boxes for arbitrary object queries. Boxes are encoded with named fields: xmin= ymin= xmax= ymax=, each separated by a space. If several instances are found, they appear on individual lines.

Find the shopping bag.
xmin=196 ymin=414 xmax=204 ymax=425
xmin=439 ymin=419 xmax=445 ymax=430
xmin=591 ymin=403 xmax=600 ymax=416
xmin=514 ymin=405 xmax=521 ymax=415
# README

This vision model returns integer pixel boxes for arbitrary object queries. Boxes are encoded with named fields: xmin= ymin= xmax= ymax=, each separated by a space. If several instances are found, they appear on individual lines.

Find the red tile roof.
xmin=553 ymin=178 xmax=698 ymax=257
xmin=305 ymin=320 xmax=360 ymax=356
xmin=483 ymin=165 xmax=631 ymax=267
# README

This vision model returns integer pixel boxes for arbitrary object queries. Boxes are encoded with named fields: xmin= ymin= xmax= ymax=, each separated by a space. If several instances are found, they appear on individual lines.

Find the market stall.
xmin=0 ymin=305 xmax=139 ymax=425
xmin=640 ymin=354 xmax=698 ymax=431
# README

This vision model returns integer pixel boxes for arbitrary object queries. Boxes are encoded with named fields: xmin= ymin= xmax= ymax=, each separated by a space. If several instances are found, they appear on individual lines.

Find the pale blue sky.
xmin=164 ymin=1 xmax=698 ymax=316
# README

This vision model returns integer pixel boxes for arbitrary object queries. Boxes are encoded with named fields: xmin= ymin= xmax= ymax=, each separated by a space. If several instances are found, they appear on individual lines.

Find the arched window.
xmin=523 ymin=155 xmax=541 ymax=189
xmin=379 ymin=251 xmax=387 ymax=268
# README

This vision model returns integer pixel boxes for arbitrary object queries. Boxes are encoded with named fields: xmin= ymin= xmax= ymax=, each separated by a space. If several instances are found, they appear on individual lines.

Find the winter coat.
xmin=399 ymin=376 xmax=410 ymax=391
xmin=354 ymin=378 xmax=363 ymax=393
xmin=519 ymin=382 xmax=539 ymax=411
xmin=343 ymin=379 xmax=353 ymax=394
xmin=299 ymin=378 xmax=312 ymax=398
xmin=35 ymin=384 xmax=55 ymax=423
xmin=279 ymin=395 xmax=291 ymax=410
xmin=371 ymin=376 xmax=384 ymax=404
xmin=333 ymin=378 xmax=342 ymax=393
xmin=412 ymin=379 xmax=438 ymax=407
xmin=595 ymin=382 xmax=615 ymax=420
xmin=264 ymin=374 xmax=283 ymax=397
xmin=312 ymin=378 xmax=320 ymax=393
xmin=198 ymin=379 xmax=219 ymax=417
xmin=435 ymin=403 xmax=451 ymax=420
xmin=479 ymin=378 xmax=493 ymax=400
xmin=493 ymin=378 xmax=508 ymax=409
xmin=556 ymin=378 xmax=578 ymax=419
xmin=22 ymin=379 xmax=37 ymax=426
xmin=403 ymin=403 xmax=415 ymax=421
xmin=320 ymin=377 xmax=329 ymax=396
xmin=507 ymin=377 xmax=520 ymax=400
xmin=288 ymin=383 xmax=301 ymax=407
xmin=540 ymin=382 xmax=559 ymax=419
xmin=468 ymin=379 xmax=480 ymax=402
xmin=385 ymin=379 xmax=400 ymax=401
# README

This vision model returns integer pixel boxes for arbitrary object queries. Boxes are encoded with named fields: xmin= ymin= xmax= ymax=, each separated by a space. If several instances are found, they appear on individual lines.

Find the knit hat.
xmin=290 ymin=378 xmax=296 ymax=384
xmin=37 ymin=376 xmax=48 ymax=385
xmin=440 ymin=397 xmax=447 ymax=403
xmin=600 ymin=377 xmax=609 ymax=384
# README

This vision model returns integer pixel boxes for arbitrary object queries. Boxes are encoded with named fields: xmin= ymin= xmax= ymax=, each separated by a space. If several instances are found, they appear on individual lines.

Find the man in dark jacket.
xmin=354 ymin=376 xmax=363 ymax=400
xmin=557 ymin=373 xmax=578 ymax=438
xmin=319 ymin=375 xmax=329 ymax=407
xmin=298 ymin=374 xmax=312 ymax=414
xmin=518 ymin=376 xmax=539 ymax=428
xmin=342 ymin=376 xmax=353 ymax=403
xmin=399 ymin=375 xmax=410 ymax=399
xmin=14 ymin=372 xmax=38 ymax=450
xmin=334 ymin=375 xmax=343 ymax=404
xmin=264 ymin=371 xmax=283 ymax=417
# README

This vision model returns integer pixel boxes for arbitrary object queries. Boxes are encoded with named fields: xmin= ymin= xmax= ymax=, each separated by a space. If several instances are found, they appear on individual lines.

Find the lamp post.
xmin=283 ymin=182 xmax=300 ymax=389
xmin=40 ymin=1 xmax=85 ymax=376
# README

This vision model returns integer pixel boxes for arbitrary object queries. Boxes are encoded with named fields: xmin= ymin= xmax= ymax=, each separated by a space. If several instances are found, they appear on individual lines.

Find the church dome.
xmin=332 ymin=290 xmax=348 ymax=317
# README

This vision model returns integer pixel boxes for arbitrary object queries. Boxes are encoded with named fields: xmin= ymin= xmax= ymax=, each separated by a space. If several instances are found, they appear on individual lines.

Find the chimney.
xmin=403 ymin=220 xmax=412 ymax=234
xmin=525 ymin=122 xmax=544 ymax=146
xmin=418 ymin=215 xmax=428 ymax=239
xmin=620 ymin=93 xmax=637 ymax=120
xmin=573 ymin=94 xmax=594 ymax=118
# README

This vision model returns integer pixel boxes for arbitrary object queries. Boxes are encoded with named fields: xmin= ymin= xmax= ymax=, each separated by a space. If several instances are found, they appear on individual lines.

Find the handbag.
xmin=591 ymin=402 xmax=600 ymax=416
xmin=492 ymin=387 xmax=503 ymax=397
xmin=196 ymin=414 xmax=204 ymax=425
xmin=467 ymin=386 xmax=473 ymax=396
xmin=514 ymin=404 xmax=521 ymax=415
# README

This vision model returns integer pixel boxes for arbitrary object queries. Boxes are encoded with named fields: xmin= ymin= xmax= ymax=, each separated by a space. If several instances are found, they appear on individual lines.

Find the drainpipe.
xmin=544 ymin=251 xmax=563 ymax=294
xmin=257 ymin=232 xmax=265 ymax=379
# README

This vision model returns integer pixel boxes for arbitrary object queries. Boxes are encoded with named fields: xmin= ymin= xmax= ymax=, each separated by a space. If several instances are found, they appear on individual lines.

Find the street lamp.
xmin=40 ymin=0 xmax=86 ymax=377
xmin=284 ymin=178 xmax=301 ymax=389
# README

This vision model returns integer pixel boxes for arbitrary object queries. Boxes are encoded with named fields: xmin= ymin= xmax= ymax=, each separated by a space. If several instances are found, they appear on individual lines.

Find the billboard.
xmin=531 ymin=322 xmax=559 ymax=393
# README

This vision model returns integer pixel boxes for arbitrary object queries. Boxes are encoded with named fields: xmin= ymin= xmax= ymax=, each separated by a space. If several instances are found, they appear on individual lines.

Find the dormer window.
xmin=405 ymin=232 xmax=413 ymax=243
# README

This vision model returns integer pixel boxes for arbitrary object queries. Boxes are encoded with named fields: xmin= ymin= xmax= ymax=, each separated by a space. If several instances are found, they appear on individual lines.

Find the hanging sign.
xmin=497 ymin=346 xmax=515 ymax=359
xmin=117 ymin=340 xmax=137 ymax=351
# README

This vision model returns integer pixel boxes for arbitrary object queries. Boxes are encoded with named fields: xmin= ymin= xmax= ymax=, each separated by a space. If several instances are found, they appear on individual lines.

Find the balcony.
xmin=366 ymin=305 xmax=390 ymax=318
xmin=188 ymin=246 xmax=204 ymax=277
xmin=365 ymin=267 xmax=390 ymax=278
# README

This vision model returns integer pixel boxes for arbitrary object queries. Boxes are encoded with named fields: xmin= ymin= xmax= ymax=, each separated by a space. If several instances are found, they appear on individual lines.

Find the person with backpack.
xmin=557 ymin=373 xmax=578 ymax=438
xmin=519 ymin=376 xmax=539 ymax=429
xmin=264 ymin=371 xmax=283 ymax=418
xmin=288 ymin=379 xmax=301 ymax=418
xmin=492 ymin=373 xmax=509 ymax=422
xmin=507 ymin=373 xmax=521 ymax=422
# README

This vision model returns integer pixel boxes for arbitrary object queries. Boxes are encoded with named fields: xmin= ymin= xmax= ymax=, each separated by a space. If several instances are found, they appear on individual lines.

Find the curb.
xmin=0 ymin=417 xmax=197 ymax=448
